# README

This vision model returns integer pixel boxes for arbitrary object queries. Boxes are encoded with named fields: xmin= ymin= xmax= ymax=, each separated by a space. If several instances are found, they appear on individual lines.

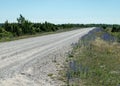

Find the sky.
xmin=0 ymin=0 xmax=120 ymax=24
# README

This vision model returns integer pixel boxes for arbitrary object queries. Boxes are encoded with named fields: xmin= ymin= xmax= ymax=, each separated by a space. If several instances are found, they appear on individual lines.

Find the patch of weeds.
xmin=56 ymin=63 xmax=60 ymax=65
xmin=58 ymin=77 xmax=66 ymax=82
xmin=58 ymin=69 xmax=67 ymax=83
xmin=52 ymin=56 xmax=57 ymax=63
xmin=48 ymin=73 xmax=53 ymax=77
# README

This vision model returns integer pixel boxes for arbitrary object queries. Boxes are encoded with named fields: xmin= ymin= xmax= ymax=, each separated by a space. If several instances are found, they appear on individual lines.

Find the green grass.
xmin=0 ymin=32 xmax=53 ymax=42
xmin=66 ymin=38 xmax=120 ymax=86
xmin=111 ymin=32 xmax=120 ymax=42
xmin=105 ymin=27 xmax=120 ymax=42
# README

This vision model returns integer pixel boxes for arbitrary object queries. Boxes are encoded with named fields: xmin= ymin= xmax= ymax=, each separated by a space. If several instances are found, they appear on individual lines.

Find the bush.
xmin=0 ymin=28 xmax=13 ymax=40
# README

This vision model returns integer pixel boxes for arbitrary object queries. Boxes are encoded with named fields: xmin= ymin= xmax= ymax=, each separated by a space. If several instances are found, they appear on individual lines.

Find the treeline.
xmin=0 ymin=15 xmax=90 ymax=40
xmin=0 ymin=14 xmax=120 ymax=41
xmin=100 ymin=24 xmax=120 ymax=32
xmin=0 ymin=15 xmax=60 ymax=39
xmin=0 ymin=15 xmax=94 ymax=40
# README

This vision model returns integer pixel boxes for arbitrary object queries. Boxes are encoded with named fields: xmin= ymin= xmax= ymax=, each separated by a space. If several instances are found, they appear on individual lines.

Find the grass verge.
xmin=65 ymin=29 xmax=120 ymax=86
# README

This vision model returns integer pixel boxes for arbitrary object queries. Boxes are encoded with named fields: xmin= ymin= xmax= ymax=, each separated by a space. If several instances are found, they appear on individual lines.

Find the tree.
xmin=17 ymin=14 xmax=34 ymax=34
xmin=17 ymin=14 xmax=25 ymax=24
xmin=4 ymin=20 xmax=11 ymax=32
xmin=0 ymin=27 xmax=13 ymax=38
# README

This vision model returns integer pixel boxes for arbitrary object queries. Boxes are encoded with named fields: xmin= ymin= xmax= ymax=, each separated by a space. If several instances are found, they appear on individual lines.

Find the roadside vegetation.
xmin=64 ymin=29 xmax=120 ymax=86
xmin=0 ymin=14 xmax=89 ymax=42
xmin=0 ymin=14 xmax=59 ymax=42
xmin=0 ymin=15 xmax=120 ymax=42
xmin=102 ymin=25 xmax=120 ymax=42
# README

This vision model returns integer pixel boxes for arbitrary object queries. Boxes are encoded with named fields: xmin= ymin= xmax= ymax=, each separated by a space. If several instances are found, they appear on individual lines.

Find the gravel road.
xmin=0 ymin=28 xmax=94 ymax=86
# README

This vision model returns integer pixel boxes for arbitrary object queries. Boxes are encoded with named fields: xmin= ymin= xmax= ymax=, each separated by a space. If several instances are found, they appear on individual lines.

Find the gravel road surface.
xmin=0 ymin=28 xmax=94 ymax=86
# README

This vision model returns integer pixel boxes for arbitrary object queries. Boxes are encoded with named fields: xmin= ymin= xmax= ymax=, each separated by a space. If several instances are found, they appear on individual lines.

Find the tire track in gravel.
xmin=0 ymin=28 xmax=94 ymax=82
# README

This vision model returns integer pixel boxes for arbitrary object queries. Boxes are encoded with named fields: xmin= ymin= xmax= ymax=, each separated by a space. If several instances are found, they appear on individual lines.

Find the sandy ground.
xmin=0 ymin=28 xmax=94 ymax=86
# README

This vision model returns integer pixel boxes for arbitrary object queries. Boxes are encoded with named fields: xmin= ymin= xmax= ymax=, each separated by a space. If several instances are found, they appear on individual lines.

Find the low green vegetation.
xmin=48 ymin=73 xmax=53 ymax=77
xmin=0 ymin=14 xmax=59 ymax=41
xmin=65 ymin=30 xmax=120 ymax=86
xmin=102 ymin=25 xmax=120 ymax=42
xmin=0 ymin=14 xmax=89 ymax=42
